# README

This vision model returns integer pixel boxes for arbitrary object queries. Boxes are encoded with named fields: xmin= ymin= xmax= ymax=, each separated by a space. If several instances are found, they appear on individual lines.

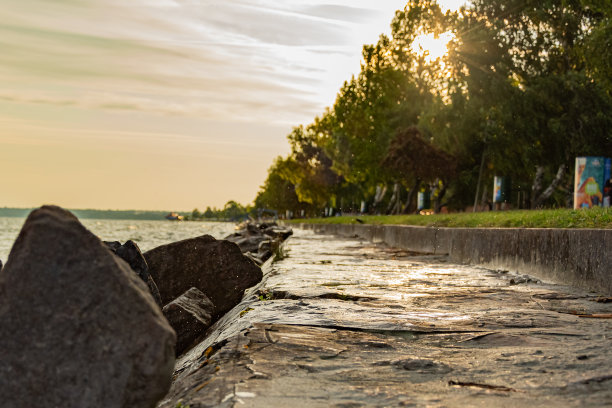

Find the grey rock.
xmin=104 ymin=240 xmax=163 ymax=307
xmin=225 ymin=236 xmax=262 ymax=253
xmin=258 ymin=239 xmax=273 ymax=252
xmin=258 ymin=221 xmax=277 ymax=229
xmin=245 ymin=222 xmax=261 ymax=235
xmin=255 ymin=239 xmax=275 ymax=263
xmin=244 ymin=252 xmax=264 ymax=266
xmin=144 ymin=235 xmax=262 ymax=317
xmin=0 ymin=205 xmax=176 ymax=408
xmin=222 ymin=222 xmax=291 ymax=266
xmin=258 ymin=250 xmax=274 ymax=263
xmin=263 ymin=226 xmax=293 ymax=240
xmin=163 ymin=287 xmax=215 ymax=356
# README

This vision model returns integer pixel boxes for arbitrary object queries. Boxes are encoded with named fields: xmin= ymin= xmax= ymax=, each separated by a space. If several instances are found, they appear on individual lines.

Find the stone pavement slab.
xmin=159 ymin=229 xmax=612 ymax=407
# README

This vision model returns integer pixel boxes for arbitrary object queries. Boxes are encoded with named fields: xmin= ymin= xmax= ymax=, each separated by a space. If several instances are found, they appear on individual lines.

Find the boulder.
xmin=258 ymin=221 xmax=276 ymax=229
xmin=144 ymin=235 xmax=262 ymax=317
xmin=263 ymin=226 xmax=293 ymax=241
xmin=0 ymin=205 xmax=176 ymax=408
xmin=224 ymin=235 xmax=262 ymax=253
xmin=245 ymin=222 xmax=261 ymax=235
xmin=244 ymin=252 xmax=264 ymax=266
xmin=104 ymin=240 xmax=163 ymax=307
xmin=224 ymin=222 xmax=292 ymax=266
xmin=163 ymin=287 xmax=215 ymax=356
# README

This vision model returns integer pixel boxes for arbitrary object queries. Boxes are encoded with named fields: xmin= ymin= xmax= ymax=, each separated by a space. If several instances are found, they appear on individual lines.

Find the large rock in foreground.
xmin=0 ymin=206 xmax=176 ymax=408
xmin=144 ymin=235 xmax=262 ymax=317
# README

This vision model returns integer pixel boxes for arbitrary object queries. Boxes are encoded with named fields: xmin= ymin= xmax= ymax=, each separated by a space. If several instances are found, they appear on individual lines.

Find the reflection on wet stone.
xmin=160 ymin=229 xmax=612 ymax=407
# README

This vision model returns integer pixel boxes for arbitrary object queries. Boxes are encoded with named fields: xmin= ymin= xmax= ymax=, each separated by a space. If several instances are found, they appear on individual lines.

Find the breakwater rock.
xmin=225 ymin=221 xmax=293 ymax=265
xmin=149 ymin=222 xmax=293 ymax=358
xmin=144 ymin=235 xmax=262 ymax=318
xmin=0 ymin=206 xmax=176 ymax=408
xmin=105 ymin=239 xmax=163 ymax=307
xmin=163 ymin=287 xmax=216 ymax=356
xmin=0 ymin=207 xmax=292 ymax=407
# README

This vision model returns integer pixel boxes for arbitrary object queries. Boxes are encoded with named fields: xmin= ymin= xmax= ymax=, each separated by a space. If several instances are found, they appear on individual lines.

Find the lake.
xmin=0 ymin=217 xmax=236 ymax=263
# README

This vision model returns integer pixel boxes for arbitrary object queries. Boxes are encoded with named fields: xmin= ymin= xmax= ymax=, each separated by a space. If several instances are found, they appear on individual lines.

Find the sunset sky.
xmin=1 ymin=0 xmax=465 ymax=211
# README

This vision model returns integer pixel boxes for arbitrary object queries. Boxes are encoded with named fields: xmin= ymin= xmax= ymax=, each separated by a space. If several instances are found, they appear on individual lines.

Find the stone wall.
xmin=298 ymin=223 xmax=612 ymax=296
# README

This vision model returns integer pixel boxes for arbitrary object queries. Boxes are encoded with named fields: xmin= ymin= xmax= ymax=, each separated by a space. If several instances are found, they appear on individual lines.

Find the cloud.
xmin=298 ymin=4 xmax=383 ymax=23
xmin=1 ymin=0 xmax=406 ymax=126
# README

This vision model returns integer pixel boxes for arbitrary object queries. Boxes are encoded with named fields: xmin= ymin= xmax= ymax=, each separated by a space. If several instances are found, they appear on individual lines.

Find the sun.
xmin=411 ymin=32 xmax=455 ymax=63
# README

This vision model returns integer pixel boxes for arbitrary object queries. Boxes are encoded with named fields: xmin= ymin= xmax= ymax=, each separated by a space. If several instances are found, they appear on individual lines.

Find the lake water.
xmin=0 ymin=217 xmax=236 ymax=263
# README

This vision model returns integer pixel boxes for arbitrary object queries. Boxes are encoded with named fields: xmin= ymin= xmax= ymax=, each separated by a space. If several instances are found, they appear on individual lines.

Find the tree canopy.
xmin=252 ymin=0 xmax=612 ymax=216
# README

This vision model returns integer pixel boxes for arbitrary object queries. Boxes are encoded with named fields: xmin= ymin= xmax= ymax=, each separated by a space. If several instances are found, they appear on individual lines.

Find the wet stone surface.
xmin=160 ymin=229 xmax=612 ymax=408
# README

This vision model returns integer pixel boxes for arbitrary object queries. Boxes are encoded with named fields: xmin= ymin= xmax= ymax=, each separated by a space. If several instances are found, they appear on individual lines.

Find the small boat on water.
xmin=165 ymin=212 xmax=184 ymax=221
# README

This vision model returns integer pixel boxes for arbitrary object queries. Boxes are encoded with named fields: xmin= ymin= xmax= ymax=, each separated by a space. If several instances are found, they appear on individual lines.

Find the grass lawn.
xmin=286 ymin=207 xmax=612 ymax=229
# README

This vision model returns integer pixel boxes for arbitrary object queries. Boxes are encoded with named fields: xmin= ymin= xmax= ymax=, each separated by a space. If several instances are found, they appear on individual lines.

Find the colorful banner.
xmin=574 ymin=157 xmax=611 ymax=209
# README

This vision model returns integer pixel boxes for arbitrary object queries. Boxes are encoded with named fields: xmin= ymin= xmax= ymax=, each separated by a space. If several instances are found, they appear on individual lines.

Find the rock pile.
xmin=224 ymin=221 xmax=293 ymax=265
xmin=0 ymin=207 xmax=293 ymax=407
xmin=144 ymin=235 xmax=263 ymax=317
xmin=0 ymin=206 xmax=176 ymax=408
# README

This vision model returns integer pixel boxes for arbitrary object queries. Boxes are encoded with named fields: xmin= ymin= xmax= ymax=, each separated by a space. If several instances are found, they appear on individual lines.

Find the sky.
xmin=1 ymin=0 xmax=466 ymax=211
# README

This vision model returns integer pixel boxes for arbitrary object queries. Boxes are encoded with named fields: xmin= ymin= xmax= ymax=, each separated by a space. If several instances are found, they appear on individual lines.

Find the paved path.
xmin=160 ymin=229 xmax=612 ymax=407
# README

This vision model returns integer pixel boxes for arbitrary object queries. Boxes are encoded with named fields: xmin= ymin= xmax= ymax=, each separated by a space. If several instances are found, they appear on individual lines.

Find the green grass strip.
xmin=286 ymin=207 xmax=612 ymax=229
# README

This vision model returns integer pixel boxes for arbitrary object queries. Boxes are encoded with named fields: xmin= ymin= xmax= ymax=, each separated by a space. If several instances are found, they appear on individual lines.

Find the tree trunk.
xmin=480 ymin=183 xmax=489 ymax=210
xmin=372 ymin=185 xmax=388 ymax=214
xmin=533 ymin=164 xmax=566 ymax=208
xmin=434 ymin=182 xmax=448 ymax=214
xmin=386 ymin=183 xmax=400 ymax=214
xmin=393 ymin=184 xmax=403 ymax=214
xmin=402 ymin=179 xmax=421 ymax=214
xmin=531 ymin=166 xmax=545 ymax=209
xmin=473 ymin=148 xmax=486 ymax=212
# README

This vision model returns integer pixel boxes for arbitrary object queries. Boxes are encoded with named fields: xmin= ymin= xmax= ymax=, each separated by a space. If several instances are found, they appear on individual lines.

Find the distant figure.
xmin=604 ymin=179 xmax=612 ymax=207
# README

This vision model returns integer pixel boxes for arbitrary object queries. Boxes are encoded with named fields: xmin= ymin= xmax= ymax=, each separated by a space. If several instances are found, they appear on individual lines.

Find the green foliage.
xmin=239 ymin=308 xmax=254 ymax=317
xmin=186 ymin=202 xmax=250 ymax=221
xmin=191 ymin=208 xmax=201 ymax=220
xmin=203 ymin=206 xmax=215 ymax=219
xmin=254 ymin=157 xmax=311 ymax=215
xmin=253 ymin=0 xmax=612 ymax=215
xmin=273 ymin=244 xmax=289 ymax=262
xmin=257 ymin=290 xmax=273 ymax=301
xmin=221 ymin=200 xmax=249 ymax=221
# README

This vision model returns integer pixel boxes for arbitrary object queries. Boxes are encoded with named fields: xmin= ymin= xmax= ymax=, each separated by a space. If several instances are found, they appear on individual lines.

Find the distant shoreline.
xmin=0 ymin=207 xmax=184 ymax=221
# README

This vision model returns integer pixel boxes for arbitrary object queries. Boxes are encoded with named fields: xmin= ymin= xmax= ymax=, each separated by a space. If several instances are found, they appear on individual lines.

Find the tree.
xmin=383 ymin=127 xmax=457 ymax=213
xmin=253 ymin=0 xmax=612 ymax=212
xmin=253 ymin=157 xmax=309 ymax=215
xmin=202 ymin=207 xmax=214 ymax=219
xmin=284 ymin=125 xmax=342 ymax=208
xmin=432 ymin=0 xmax=612 ymax=208
xmin=222 ymin=201 xmax=247 ymax=221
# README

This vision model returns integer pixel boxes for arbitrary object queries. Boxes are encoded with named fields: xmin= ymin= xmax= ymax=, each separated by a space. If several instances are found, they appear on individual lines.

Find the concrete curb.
xmin=297 ymin=223 xmax=612 ymax=296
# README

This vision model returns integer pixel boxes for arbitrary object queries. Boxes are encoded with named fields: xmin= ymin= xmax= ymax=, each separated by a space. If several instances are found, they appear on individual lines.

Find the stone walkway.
xmin=160 ymin=229 xmax=612 ymax=407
